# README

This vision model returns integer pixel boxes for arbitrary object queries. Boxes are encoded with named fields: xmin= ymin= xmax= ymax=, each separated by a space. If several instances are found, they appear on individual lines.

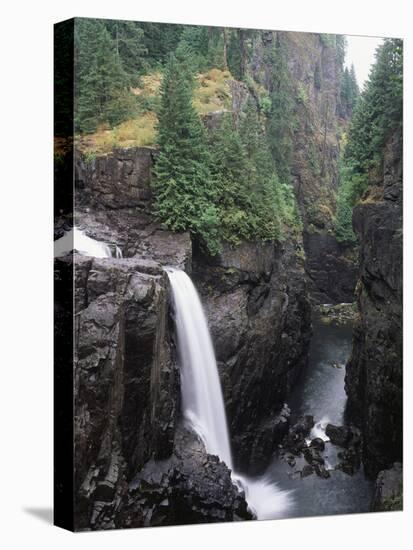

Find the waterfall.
xmin=54 ymin=227 xmax=122 ymax=259
xmin=166 ymin=267 xmax=293 ymax=520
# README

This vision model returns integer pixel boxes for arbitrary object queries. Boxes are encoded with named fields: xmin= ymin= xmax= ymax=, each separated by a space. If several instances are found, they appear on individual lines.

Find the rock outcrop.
xmin=55 ymin=252 xmax=251 ymax=530
xmin=63 ymin=254 xmax=179 ymax=529
xmin=372 ymin=463 xmax=403 ymax=512
xmin=74 ymin=147 xmax=192 ymax=271
xmin=118 ymin=427 xmax=252 ymax=529
xmin=345 ymin=129 xmax=403 ymax=477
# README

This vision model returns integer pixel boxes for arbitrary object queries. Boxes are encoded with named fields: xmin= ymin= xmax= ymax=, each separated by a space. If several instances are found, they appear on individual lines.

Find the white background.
xmin=0 ymin=0 xmax=411 ymax=548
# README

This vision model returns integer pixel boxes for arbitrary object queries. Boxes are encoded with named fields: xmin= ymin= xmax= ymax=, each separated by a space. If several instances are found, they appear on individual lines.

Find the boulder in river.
xmin=301 ymin=464 xmax=314 ymax=478
xmin=303 ymin=447 xmax=325 ymax=466
xmin=310 ymin=438 xmax=325 ymax=452
xmin=314 ymin=463 xmax=331 ymax=479
xmin=325 ymin=424 xmax=352 ymax=447
xmin=282 ymin=415 xmax=315 ymax=456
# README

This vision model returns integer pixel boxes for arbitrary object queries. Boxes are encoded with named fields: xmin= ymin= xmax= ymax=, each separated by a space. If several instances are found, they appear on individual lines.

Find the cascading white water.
xmin=54 ymin=227 xmax=122 ymax=259
xmin=166 ymin=267 xmax=293 ymax=520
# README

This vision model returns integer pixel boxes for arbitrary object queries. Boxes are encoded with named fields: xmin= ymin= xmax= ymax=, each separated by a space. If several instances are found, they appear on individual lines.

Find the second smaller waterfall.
xmin=54 ymin=227 xmax=122 ymax=259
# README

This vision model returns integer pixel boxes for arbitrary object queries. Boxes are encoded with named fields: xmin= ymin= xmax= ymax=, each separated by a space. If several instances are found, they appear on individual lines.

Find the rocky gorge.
xmin=65 ymin=144 xmax=313 ymax=528
xmin=345 ymin=129 xmax=403 ymax=480
xmin=54 ymin=27 xmax=403 ymax=530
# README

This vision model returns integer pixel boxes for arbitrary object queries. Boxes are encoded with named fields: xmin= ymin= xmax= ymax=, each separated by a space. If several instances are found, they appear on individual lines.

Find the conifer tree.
xmin=210 ymin=114 xmax=256 ymax=244
xmin=105 ymin=20 xmax=147 ymax=84
xmin=334 ymin=39 xmax=402 ymax=243
xmin=265 ymin=37 xmax=296 ymax=184
xmin=74 ymin=19 xmax=136 ymax=132
xmin=153 ymin=54 xmax=219 ymax=254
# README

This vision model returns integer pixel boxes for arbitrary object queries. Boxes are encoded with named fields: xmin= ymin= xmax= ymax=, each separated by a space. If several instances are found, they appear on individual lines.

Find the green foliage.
xmin=152 ymin=54 xmax=219 ymax=254
xmin=334 ymin=162 xmax=368 ymax=243
xmin=340 ymin=64 xmax=359 ymax=117
xmin=139 ymin=22 xmax=184 ymax=66
xmin=74 ymin=19 xmax=139 ymax=133
xmin=335 ymin=39 xmax=403 ymax=243
xmin=314 ymin=62 xmax=322 ymax=90
xmin=320 ymin=33 xmax=336 ymax=48
xmin=335 ymin=35 xmax=347 ymax=66
xmin=296 ymin=84 xmax=309 ymax=107
xmin=265 ymin=37 xmax=296 ymax=184
xmin=105 ymin=20 xmax=147 ymax=84
xmin=210 ymin=114 xmax=255 ymax=244
xmin=345 ymin=39 xmax=403 ymax=175
xmin=227 ymin=30 xmax=242 ymax=79
xmin=175 ymin=26 xmax=210 ymax=75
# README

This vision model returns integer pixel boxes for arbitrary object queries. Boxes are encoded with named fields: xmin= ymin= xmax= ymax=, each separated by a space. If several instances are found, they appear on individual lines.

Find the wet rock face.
xmin=118 ymin=427 xmax=252 ymax=529
xmin=75 ymin=147 xmax=157 ymax=210
xmin=193 ymin=243 xmax=312 ymax=474
xmin=372 ymin=463 xmax=403 ymax=512
xmin=304 ymin=232 xmax=358 ymax=303
xmin=56 ymin=250 xmax=252 ymax=530
xmin=63 ymin=255 xmax=180 ymax=529
xmin=345 ymin=130 xmax=403 ymax=477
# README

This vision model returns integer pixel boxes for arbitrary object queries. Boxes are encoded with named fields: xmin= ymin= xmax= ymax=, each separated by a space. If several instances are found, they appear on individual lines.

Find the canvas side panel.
xmin=54 ymin=18 xmax=75 ymax=532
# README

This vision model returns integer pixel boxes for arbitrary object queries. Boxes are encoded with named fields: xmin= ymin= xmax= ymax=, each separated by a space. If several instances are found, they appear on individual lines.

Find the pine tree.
xmin=265 ymin=36 xmax=296 ymax=184
xmin=153 ymin=54 xmax=219 ymax=254
xmin=227 ymin=30 xmax=242 ymax=80
xmin=210 ymin=114 xmax=256 ymax=244
xmin=175 ymin=26 xmax=210 ymax=74
xmin=344 ymin=38 xmax=403 ymax=175
xmin=74 ymin=19 xmax=136 ymax=133
xmin=105 ymin=20 xmax=147 ymax=85
xmin=140 ymin=22 xmax=184 ymax=66
xmin=335 ymin=39 xmax=402 ymax=242
xmin=340 ymin=64 xmax=359 ymax=117
xmin=242 ymin=99 xmax=301 ymax=238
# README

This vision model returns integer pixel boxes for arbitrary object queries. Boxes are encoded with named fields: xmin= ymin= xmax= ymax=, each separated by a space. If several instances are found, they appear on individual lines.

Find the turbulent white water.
xmin=310 ymin=415 xmax=331 ymax=443
xmin=54 ymin=227 xmax=122 ymax=259
xmin=166 ymin=267 xmax=293 ymax=520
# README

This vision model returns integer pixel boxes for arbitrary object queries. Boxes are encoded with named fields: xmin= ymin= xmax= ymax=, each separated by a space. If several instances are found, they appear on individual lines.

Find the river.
xmin=266 ymin=318 xmax=374 ymax=518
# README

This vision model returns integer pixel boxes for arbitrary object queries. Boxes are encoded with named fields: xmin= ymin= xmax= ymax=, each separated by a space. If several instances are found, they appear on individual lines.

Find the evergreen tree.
xmin=153 ymin=54 xmax=219 ymax=254
xmin=74 ymin=19 xmax=136 ymax=133
xmin=175 ymin=26 xmax=210 ymax=74
xmin=210 ymin=114 xmax=256 ymax=244
xmin=340 ymin=64 xmax=359 ymax=117
xmin=140 ymin=22 xmax=184 ymax=66
xmin=227 ymin=30 xmax=242 ymax=79
xmin=334 ymin=39 xmax=403 ymax=242
xmin=242 ymin=99 xmax=302 ymax=239
xmin=105 ymin=20 xmax=147 ymax=85
xmin=265 ymin=36 xmax=296 ymax=184
xmin=344 ymin=38 xmax=402 ymax=175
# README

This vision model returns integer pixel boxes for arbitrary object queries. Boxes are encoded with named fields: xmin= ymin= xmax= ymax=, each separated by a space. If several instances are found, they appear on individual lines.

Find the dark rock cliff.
xmin=55 ymin=248 xmax=249 ymax=529
xmin=345 ymin=130 xmax=403 ymax=477
xmin=69 ymin=254 xmax=179 ymax=529
xmin=193 ymin=239 xmax=311 ymax=474
xmin=72 ymin=142 xmax=312 ymax=485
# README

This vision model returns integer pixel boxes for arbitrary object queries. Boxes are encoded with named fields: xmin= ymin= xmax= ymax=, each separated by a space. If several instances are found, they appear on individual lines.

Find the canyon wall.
xmin=247 ymin=31 xmax=358 ymax=303
xmin=345 ymin=129 xmax=403 ymax=477
xmin=62 ymin=32 xmax=362 ymax=526
xmin=74 ymin=145 xmax=312 ymax=479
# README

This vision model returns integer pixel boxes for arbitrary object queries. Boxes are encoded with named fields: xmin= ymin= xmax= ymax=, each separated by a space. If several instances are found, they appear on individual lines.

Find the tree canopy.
xmin=334 ymin=38 xmax=403 ymax=243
